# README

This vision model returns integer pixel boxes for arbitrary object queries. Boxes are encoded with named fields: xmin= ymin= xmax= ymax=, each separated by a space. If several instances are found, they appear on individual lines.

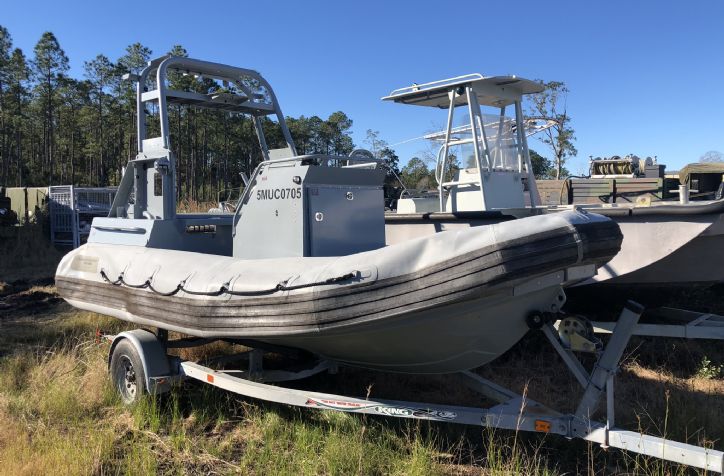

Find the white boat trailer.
xmin=106 ymin=301 xmax=723 ymax=473
xmin=590 ymin=307 xmax=724 ymax=340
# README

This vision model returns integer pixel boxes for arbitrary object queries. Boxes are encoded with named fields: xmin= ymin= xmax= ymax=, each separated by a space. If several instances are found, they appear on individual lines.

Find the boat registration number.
xmin=256 ymin=187 xmax=302 ymax=200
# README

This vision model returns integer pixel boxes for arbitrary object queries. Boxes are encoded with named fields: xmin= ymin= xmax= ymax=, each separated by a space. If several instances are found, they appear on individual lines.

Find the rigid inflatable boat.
xmin=55 ymin=57 xmax=622 ymax=373
xmin=57 ymin=208 xmax=620 ymax=373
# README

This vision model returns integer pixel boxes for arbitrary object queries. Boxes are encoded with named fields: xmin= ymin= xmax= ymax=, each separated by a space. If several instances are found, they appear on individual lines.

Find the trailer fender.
xmin=108 ymin=329 xmax=173 ymax=395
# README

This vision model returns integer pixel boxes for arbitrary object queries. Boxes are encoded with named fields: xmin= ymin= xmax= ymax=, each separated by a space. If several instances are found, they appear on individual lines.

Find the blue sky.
xmin=2 ymin=0 xmax=723 ymax=174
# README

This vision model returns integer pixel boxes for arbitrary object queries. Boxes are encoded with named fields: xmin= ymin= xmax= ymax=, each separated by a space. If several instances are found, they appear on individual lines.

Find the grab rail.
xmin=92 ymin=225 xmax=147 ymax=234
xmin=254 ymin=154 xmax=385 ymax=167
xmin=441 ymin=180 xmax=481 ymax=188
xmin=385 ymin=73 xmax=485 ymax=98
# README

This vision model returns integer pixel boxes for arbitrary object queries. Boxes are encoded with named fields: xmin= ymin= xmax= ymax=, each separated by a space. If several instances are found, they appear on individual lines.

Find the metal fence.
xmin=49 ymin=186 xmax=117 ymax=248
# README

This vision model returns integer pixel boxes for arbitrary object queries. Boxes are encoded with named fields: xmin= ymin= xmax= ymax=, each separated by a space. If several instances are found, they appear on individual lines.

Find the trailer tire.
xmin=110 ymin=339 xmax=147 ymax=404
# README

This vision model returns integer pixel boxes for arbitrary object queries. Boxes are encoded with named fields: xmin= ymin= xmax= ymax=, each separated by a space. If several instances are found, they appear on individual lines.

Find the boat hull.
xmin=386 ymin=201 xmax=724 ymax=286
xmin=259 ymin=286 xmax=562 ymax=373
xmin=56 ymin=210 xmax=621 ymax=373
xmin=65 ymin=283 xmax=563 ymax=373
xmin=590 ymin=213 xmax=724 ymax=284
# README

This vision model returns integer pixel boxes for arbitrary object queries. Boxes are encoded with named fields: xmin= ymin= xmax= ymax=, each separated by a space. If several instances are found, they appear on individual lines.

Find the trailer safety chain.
xmin=99 ymin=269 xmax=357 ymax=297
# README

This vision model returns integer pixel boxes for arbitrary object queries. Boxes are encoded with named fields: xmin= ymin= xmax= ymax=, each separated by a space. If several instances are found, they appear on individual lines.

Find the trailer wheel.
xmin=110 ymin=339 xmax=147 ymax=404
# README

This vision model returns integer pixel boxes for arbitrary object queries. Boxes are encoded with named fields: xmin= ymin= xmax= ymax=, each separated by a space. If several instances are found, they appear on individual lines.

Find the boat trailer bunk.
xmin=589 ymin=306 xmax=724 ymax=340
xmin=105 ymin=301 xmax=723 ymax=473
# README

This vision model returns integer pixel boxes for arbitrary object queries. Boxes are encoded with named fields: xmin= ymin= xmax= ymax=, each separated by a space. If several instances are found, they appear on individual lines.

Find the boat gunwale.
xmin=385 ymin=199 xmax=724 ymax=221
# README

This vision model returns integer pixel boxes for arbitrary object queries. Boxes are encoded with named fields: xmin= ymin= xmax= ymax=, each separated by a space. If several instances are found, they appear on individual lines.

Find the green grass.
xmin=0 ymin=292 xmax=721 ymax=475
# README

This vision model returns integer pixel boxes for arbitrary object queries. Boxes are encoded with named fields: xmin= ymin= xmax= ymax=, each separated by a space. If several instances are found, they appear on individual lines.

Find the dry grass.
xmin=0 ymin=284 xmax=722 ymax=475
xmin=0 ymin=297 xmax=463 ymax=475
xmin=176 ymin=199 xmax=218 ymax=214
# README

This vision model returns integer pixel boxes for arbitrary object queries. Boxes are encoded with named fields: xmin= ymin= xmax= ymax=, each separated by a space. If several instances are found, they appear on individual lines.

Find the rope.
xmin=99 ymin=269 xmax=357 ymax=297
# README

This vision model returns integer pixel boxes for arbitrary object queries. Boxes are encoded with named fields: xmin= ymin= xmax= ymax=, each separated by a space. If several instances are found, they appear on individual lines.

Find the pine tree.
xmin=0 ymin=26 xmax=13 ymax=186
xmin=7 ymin=48 xmax=29 ymax=186
xmin=84 ymin=54 xmax=115 ymax=185
xmin=32 ymin=31 xmax=69 ymax=184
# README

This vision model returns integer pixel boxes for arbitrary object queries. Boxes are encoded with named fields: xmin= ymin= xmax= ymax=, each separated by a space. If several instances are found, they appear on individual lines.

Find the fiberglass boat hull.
xmin=386 ymin=200 xmax=724 ymax=286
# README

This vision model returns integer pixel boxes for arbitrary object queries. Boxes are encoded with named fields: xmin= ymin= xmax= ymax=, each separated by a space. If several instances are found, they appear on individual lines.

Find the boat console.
xmin=232 ymin=156 xmax=385 ymax=259
xmin=383 ymin=74 xmax=545 ymax=213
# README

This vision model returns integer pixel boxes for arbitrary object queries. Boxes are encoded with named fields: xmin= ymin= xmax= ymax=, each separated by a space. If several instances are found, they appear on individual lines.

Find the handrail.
xmin=231 ymin=161 xmax=265 ymax=237
xmin=385 ymin=73 xmax=484 ymax=98
xmin=92 ymin=225 xmax=147 ymax=234
xmin=261 ymin=154 xmax=385 ymax=166
xmin=441 ymin=180 xmax=481 ymax=187
xmin=435 ymin=145 xmax=446 ymax=186
xmin=424 ymin=118 xmax=557 ymax=142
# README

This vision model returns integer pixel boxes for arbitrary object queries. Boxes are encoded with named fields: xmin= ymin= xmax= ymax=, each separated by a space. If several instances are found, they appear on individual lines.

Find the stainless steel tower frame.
xmin=383 ymin=74 xmax=542 ymax=210
xmin=111 ymin=56 xmax=298 ymax=221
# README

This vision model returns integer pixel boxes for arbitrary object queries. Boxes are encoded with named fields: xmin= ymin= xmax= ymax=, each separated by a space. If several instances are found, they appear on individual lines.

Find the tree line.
xmin=0 ymin=25 xmax=576 ymax=203
xmin=0 ymin=27 xmax=365 ymax=202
